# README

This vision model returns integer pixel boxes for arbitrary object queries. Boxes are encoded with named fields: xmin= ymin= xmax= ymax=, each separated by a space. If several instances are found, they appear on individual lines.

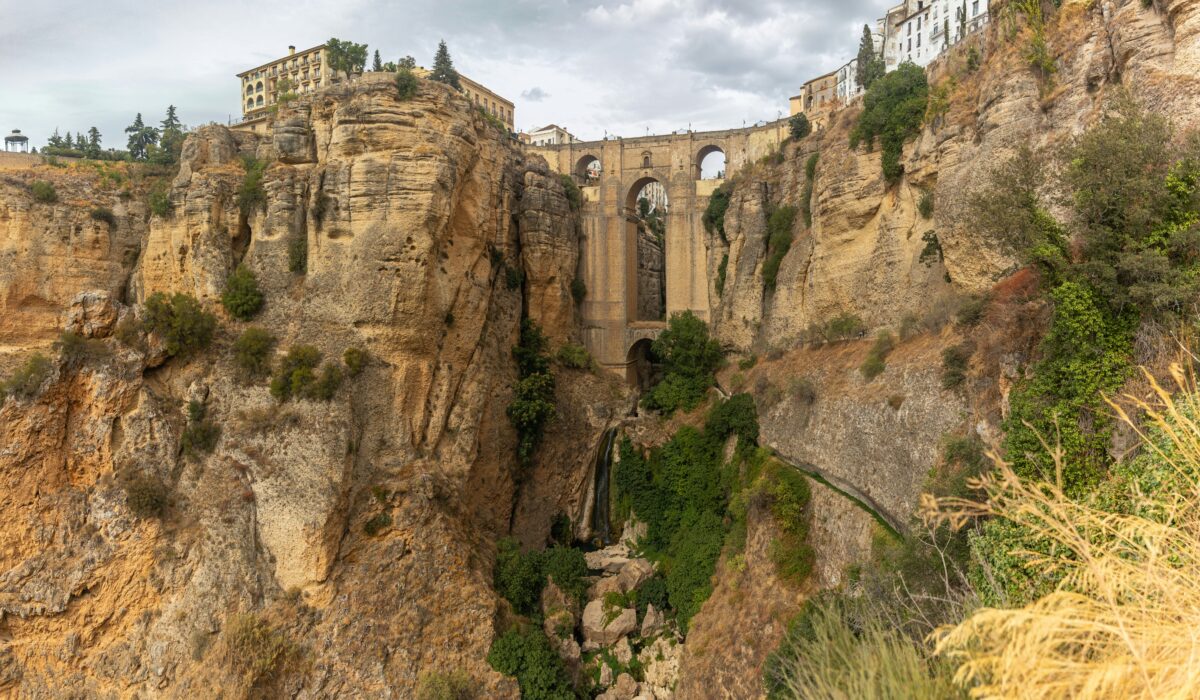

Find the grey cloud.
xmin=521 ymin=87 xmax=551 ymax=101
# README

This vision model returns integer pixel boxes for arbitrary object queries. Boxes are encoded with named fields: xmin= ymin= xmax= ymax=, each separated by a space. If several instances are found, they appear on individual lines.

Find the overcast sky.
xmin=0 ymin=0 xmax=883 ymax=151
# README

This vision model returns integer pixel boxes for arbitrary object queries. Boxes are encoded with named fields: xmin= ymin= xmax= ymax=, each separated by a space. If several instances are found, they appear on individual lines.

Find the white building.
xmin=882 ymin=0 xmax=989 ymax=70
xmin=835 ymin=58 xmax=863 ymax=103
xmin=525 ymin=124 xmax=577 ymax=147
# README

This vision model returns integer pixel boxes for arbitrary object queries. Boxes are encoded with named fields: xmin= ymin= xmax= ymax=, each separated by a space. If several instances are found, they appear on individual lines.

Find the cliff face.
xmin=0 ymin=75 xmax=601 ymax=698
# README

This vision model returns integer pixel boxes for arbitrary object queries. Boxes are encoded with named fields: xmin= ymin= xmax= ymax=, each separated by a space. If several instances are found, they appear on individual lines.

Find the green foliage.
xmin=505 ymin=264 xmax=524 ymax=290
xmin=555 ymin=343 xmax=593 ymax=371
xmin=703 ymin=183 xmax=732 ymax=244
xmin=148 ymin=182 xmax=172 ymax=217
xmin=855 ymin=24 xmax=886 ymax=90
xmin=788 ymin=114 xmax=811 ymax=140
xmin=123 ymin=473 xmax=169 ymax=519
xmin=642 ymin=311 xmax=723 ymax=415
xmin=956 ymin=295 xmax=989 ymax=327
xmin=416 ymin=670 xmax=476 ymax=700
xmin=233 ymin=327 xmax=276 ymax=378
xmin=860 ymin=331 xmax=895 ymax=381
xmin=801 ymin=153 xmax=818 ymax=228
xmin=715 ymin=253 xmax=729 ymax=296
xmin=270 ymin=345 xmax=341 ymax=401
xmin=288 ymin=231 xmax=307 ymax=274
xmin=124 ymin=112 xmax=159 ymax=161
xmin=918 ymin=190 xmax=934 ymax=219
xmin=941 ymin=342 xmax=972 ymax=389
xmin=238 ymin=156 xmax=267 ymax=215
xmin=763 ymin=461 xmax=814 ymax=585
xmin=0 ymin=353 xmax=51 ymax=401
xmin=181 ymin=400 xmax=220 ymax=458
xmin=395 ymin=67 xmax=419 ymax=100
xmin=29 ymin=179 xmax=57 ymax=203
xmin=55 ymin=330 xmax=110 ymax=365
xmin=326 ymin=38 xmax=369 ymax=77
xmin=430 ymin=40 xmax=462 ymax=89
xmin=966 ymin=46 xmax=980 ymax=72
xmin=493 ymin=537 xmax=588 ymax=617
xmin=803 ymin=312 xmax=865 ymax=345
xmin=363 ymin=512 xmax=392 ymax=536
xmin=90 ymin=206 xmax=116 ymax=226
xmin=508 ymin=320 xmax=556 ymax=467
xmin=487 ymin=628 xmax=575 ymax=700
xmin=144 ymin=292 xmax=216 ymax=357
xmin=918 ymin=231 xmax=943 ymax=266
xmin=849 ymin=63 xmax=929 ymax=183
xmin=221 ymin=265 xmax=264 ymax=320
xmin=343 ymin=347 xmax=366 ymax=377
xmin=570 ymin=277 xmax=586 ymax=304
xmin=222 ymin=613 xmax=301 ymax=690
xmin=558 ymin=174 xmax=582 ymax=212
xmin=763 ymin=206 xmax=797 ymax=290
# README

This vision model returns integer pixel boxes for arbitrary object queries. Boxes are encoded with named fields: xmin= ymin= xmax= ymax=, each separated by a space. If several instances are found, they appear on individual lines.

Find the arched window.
xmin=246 ymin=85 xmax=254 ymax=96
xmin=256 ymin=95 xmax=264 ymax=107
xmin=246 ymin=98 xmax=254 ymax=110
xmin=642 ymin=152 xmax=652 ymax=168
xmin=256 ymin=81 xmax=264 ymax=93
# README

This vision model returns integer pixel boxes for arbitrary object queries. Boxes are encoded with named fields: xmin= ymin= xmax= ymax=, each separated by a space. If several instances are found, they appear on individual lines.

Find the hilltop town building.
xmin=525 ymin=124 xmax=576 ymax=147
xmin=882 ymin=0 xmax=990 ymax=69
xmin=457 ymin=74 xmax=515 ymax=130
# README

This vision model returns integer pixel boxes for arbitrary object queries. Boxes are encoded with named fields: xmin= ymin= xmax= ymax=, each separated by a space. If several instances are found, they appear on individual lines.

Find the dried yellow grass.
xmin=926 ymin=363 xmax=1200 ymax=699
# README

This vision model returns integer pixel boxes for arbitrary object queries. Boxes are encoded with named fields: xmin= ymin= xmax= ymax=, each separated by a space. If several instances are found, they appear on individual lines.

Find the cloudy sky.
xmin=0 ymin=0 xmax=884 ymax=151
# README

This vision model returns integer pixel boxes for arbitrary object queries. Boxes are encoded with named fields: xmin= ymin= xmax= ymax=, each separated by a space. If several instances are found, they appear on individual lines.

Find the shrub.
xmin=955 ymin=294 xmax=988 ymax=326
xmin=849 ymin=63 xmax=929 ymax=183
xmin=493 ymin=538 xmax=588 ymax=616
xmin=508 ymin=320 xmax=556 ymax=466
xmin=395 ymin=67 xmax=419 ymax=100
xmin=114 ymin=316 xmax=145 ymax=349
xmin=860 ymin=331 xmax=895 ymax=381
xmin=143 ymin=292 xmax=217 ymax=357
xmin=30 ymin=180 xmax=57 ymax=203
xmin=270 ymin=345 xmax=321 ymax=401
xmin=763 ymin=460 xmax=815 ymax=585
xmin=148 ymin=182 xmax=172 ymax=217
xmin=763 ymin=206 xmax=797 ymax=290
xmin=715 ymin=253 xmax=729 ymax=296
xmin=416 ymin=670 xmax=476 ymax=700
xmin=790 ymin=377 xmax=817 ymax=405
xmin=703 ymin=183 xmax=733 ymax=243
xmin=570 ymin=277 xmax=586 ymax=304
xmin=642 ymin=311 xmax=723 ymax=414
xmin=221 ymin=265 xmax=264 ymax=320
xmin=288 ymin=232 xmax=307 ymax=274
xmin=801 ymin=154 xmax=818 ymax=228
xmin=505 ymin=264 xmax=524 ymax=290
xmin=363 ymin=512 xmax=392 ymax=536
xmin=556 ymin=343 xmax=593 ymax=370
xmin=305 ymin=363 xmax=342 ymax=401
xmin=55 ymin=330 xmax=110 ymax=364
xmin=0 ymin=353 xmax=51 ymax=401
xmin=788 ymin=113 xmax=812 ymax=140
xmin=487 ymin=628 xmax=575 ymax=700
xmin=918 ymin=190 xmax=934 ymax=219
xmin=238 ymin=156 xmax=268 ymax=215
xmin=234 ymin=327 xmax=277 ymax=378
xmin=222 ymin=613 xmax=300 ymax=690
xmin=181 ymin=400 xmax=220 ymax=458
xmin=558 ymin=174 xmax=582 ymax=212
xmin=805 ymin=313 xmax=865 ymax=345
xmin=343 ymin=347 xmax=366 ymax=377
xmin=941 ymin=343 xmax=972 ymax=389
xmin=90 ymin=207 xmax=116 ymax=226
xmin=122 ymin=473 xmax=169 ymax=518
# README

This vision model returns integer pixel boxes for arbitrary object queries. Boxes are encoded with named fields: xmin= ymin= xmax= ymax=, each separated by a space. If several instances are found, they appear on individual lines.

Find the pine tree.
xmin=125 ymin=113 xmax=159 ymax=161
xmin=64 ymin=132 xmax=74 ymax=150
xmin=76 ymin=133 xmax=86 ymax=151
xmin=372 ymin=50 xmax=383 ymax=72
xmin=86 ymin=127 xmax=101 ymax=158
xmin=430 ymin=40 xmax=461 ymax=90
xmin=855 ymin=25 xmax=885 ymax=91
xmin=47 ymin=128 xmax=63 ymax=149
xmin=155 ymin=105 xmax=185 ymax=165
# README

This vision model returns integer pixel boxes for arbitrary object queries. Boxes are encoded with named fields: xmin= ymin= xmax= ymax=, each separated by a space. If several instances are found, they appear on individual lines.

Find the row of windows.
xmin=243 ymin=53 xmax=322 ymax=83
xmin=468 ymin=91 xmax=512 ymax=123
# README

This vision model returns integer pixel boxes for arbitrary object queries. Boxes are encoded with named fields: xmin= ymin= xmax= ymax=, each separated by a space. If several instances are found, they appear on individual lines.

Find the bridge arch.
xmin=574 ymin=154 xmax=602 ymax=184
xmin=625 ymin=177 xmax=669 ymax=323
xmin=696 ymin=144 xmax=726 ymax=180
xmin=626 ymin=338 xmax=657 ymax=391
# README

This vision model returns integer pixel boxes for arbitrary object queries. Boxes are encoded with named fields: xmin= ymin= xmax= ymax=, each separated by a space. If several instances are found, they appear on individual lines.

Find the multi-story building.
xmin=238 ymin=45 xmax=336 ymax=121
xmin=882 ymin=0 xmax=989 ymax=69
xmin=524 ymin=124 xmax=576 ymax=147
xmin=835 ymin=58 xmax=863 ymax=103
xmin=458 ymin=74 xmax=515 ymax=130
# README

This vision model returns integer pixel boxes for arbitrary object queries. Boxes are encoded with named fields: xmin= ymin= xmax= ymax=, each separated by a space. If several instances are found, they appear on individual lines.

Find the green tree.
xmin=430 ymin=40 xmax=461 ymax=89
xmin=152 ymin=105 xmax=185 ymax=165
xmin=143 ymin=292 xmax=216 ymax=357
xmin=124 ymin=113 xmax=159 ymax=161
xmin=372 ymin=49 xmax=383 ymax=72
xmin=398 ymin=55 xmax=417 ymax=70
xmin=395 ymin=67 xmax=419 ymax=100
xmin=643 ymin=311 xmax=724 ymax=414
xmin=47 ymin=128 xmax=63 ymax=149
xmin=220 ymin=265 xmax=264 ymax=320
xmin=855 ymin=24 xmax=885 ymax=90
xmin=789 ymin=113 xmax=811 ymax=140
xmin=85 ymin=127 xmax=102 ymax=158
xmin=849 ymin=62 xmax=929 ymax=183
xmin=326 ymin=38 xmax=369 ymax=78
xmin=64 ymin=132 xmax=74 ymax=150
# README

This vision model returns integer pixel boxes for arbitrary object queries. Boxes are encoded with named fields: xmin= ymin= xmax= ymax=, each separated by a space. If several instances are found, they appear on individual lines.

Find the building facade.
xmin=835 ymin=58 xmax=863 ymax=103
xmin=238 ymin=45 xmax=336 ymax=120
xmin=459 ymin=74 xmax=515 ymax=130
xmin=882 ymin=0 xmax=990 ymax=69
xmin=525 ymin=124 xmax=577 ymax=147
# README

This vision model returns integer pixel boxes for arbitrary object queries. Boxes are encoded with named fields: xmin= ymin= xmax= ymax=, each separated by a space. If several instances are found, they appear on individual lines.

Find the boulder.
xmin=640 ymin=604 xmax=664 ymax=638
xmin=617 ymin=558 xmax=654 ymax=592
xmin=585 ymin=544 xmax=631 ymax=573
xmin=64 ymin=291 xmax=118 ymax=339
xmin=637 ymin=637 xmax=681 ymax=700
xmin=612 ymin=637 xmax=633 ymax=665
xmin=612 ymin=673 xmax=639 ymax=700
xmin=581 ymin=599 xmax=637 ymax=650
xmin=588 ymin=574 xmax=623 ymax=601
xmin=599 ymin=661 xmax=614 ymax=687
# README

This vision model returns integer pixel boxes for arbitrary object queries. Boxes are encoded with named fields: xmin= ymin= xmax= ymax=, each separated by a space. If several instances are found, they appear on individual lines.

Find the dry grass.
xmin=927 ymin=363 xmax=1200 ymax=699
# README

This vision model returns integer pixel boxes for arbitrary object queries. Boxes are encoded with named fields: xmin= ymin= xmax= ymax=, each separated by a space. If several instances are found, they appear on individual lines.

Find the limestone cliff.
xmin=0 ymin=75 xmax=607 ymax=698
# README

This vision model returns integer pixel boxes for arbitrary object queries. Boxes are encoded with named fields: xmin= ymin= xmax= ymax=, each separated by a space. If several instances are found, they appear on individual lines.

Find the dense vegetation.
xmin=703 ymin=183 xmax=732 ymax=243
xmin=144 ymin=292 xmax=216 ymax=357
xmin=641 ymin=311 xmax=723 ymax=414
xmin=269 ymin=345 xmax=342 ymax=401
xmin=234 ymin=327 xmax=277 ymax=378
xmin=493 ymin=537 xmax=589 ymax=617
xmin=221 ymin=266 xmax=264 ymax=320
xmin=849 ymin=63 xmax=929 ymax=183
xmin=507 ymin=320 xmax=557 ymax=468
xmin=487 ymin=627 xmax=576 ymax=700
xmin=762 ymin=206 xmax=797 ymax=290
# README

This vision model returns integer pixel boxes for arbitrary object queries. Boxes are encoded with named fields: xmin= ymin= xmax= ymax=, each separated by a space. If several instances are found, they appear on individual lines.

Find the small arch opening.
xmin=256 ymin=95 xmax=264 ymax=107
xmin=641 ymin=151 xmax=652 ymax=169
xmin=626 ymin=338 xmax=661 ymax=392
xmin=697 ymin=145 xmax=726 ymax=180
xmin=626 ymin=178 xmax=668 ymax=322
xmin=574 ymin=155 xmax=602 ymax=185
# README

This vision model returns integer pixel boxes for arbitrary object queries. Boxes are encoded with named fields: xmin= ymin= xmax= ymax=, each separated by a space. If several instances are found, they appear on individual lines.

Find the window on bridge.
xmin=574 ymin=155 xmax=602 ymax=185
xmin=629 ymin=179 xmax=668 ymax=322
xmin=697 ymin=145 xmax=726 ymax=180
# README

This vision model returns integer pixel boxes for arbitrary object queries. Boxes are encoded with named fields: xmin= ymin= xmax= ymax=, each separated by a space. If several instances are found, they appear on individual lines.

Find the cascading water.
xmin=591 ymin=428 xmax=618 ymax=545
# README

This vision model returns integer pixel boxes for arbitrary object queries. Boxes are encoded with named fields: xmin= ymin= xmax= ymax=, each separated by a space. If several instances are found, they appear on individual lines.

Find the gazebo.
xmin=4 ymin=130 xmax=29 ymax=153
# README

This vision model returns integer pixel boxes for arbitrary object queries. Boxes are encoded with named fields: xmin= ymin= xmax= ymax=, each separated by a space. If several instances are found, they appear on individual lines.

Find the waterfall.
xmin=591 ymin=428 xmax=618 ymax=545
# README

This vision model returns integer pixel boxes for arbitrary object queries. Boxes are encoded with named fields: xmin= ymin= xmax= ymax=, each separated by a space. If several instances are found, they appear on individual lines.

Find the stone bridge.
xmin=529 ymin=120 xmax=787 ymax=383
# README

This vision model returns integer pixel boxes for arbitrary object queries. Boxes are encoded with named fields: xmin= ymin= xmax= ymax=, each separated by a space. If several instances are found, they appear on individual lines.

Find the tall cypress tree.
xmin=372 ymin=50 xmax=383 ymax=72
xmin=855 ymin=25 xmax=884 ymax=91
xmin=430 ymin=40 xmax=461 ymax=90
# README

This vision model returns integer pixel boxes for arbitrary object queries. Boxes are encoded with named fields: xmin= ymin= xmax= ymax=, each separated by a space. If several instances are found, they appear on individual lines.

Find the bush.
xmin=507 ymin=320 xmax=556 ymax=466
xmin=416 ymin=670 xmax=475 ymax=700
xmin=487 ymin=628 xmax=575 ymax=700
xmin=558 ymin=174 xmax=582 ymax=212
xmin=805 ymin=313 xmax=865 ymax=345
xmin=238 ymin=156 xmax=268 ymax=215
xmin=918 ymin=190 xmax=934 ymax=219
xmin=849 ymin=63 xmax=929 ymax=183
xmin=114 ymin=316 xmax=146 ymax=349
xmin=234 ymin=327 xmax=277 ymax=378
xmin=90 ymin=207 xmax=116 ymax=226
xmin=181 ymin=400 xmax=220 ymax=458
xmin=55 ymin=330 xmax=110 ymax=364
xmin=30 ymin=180 xmax=57 ymax=203
xmin=789 ymin=113 xmax=811 ymax=140
xmin=642 ymin=311 xmax=723 ymax=414
xmin=715 ymin=253 xmax=729 ymax=296
xmin=763 ymin=206 xmax=797 ymax=290
xmin=222 ymin=613 xmax=300 ymax=690
xmin=143 ymin=292 xmax=217 ymax=357
xmin=801 ymin=154 xmax=818 ymax=228
xmin=395 ymin=67 xmax=419 ymax=100
xmin=955 ymin=294 xmax=988 ymax=326
xmin=270 ymin=345 xmax=321 ymax=401
xmin=343 ymin=347 xmax=366 ymax=377
xmin=570 ymin=277 xmax=586 ymax=304
xmin=363 ymin=512 xmax=392 ymax=536
xmin=221 ymin=265 xmax=264 ymax=320
xmin=148 ymin=182 xmax=172 ymax=217
xmin=288 ymin=232 xmax=307 ymax=274
xmin=505 ymin=264 xmax=524 ymax=290
xmin=790 ymin=377 xmax=817 ymax=405
xmin=763 ymin=461 xmax=814 ymax=585
xmin=941 ymin=343 xmax=972 ymax=389
xmin=122 ymin=473 xmax=169 ymax=518
xmin=860 ymin=331 xmax=895 ymax=381
xmin=556 ymin=343 xmax=593 ymax=370
xmin=494 ymin=538 xmax=588 ymax=616
xmin=703 ymin=183 xmax=733 ymax=243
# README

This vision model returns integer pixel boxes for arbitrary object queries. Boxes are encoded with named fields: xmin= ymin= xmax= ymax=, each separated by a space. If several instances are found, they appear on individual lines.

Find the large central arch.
xmin=625 ymin=177 xmax=668 ymax=323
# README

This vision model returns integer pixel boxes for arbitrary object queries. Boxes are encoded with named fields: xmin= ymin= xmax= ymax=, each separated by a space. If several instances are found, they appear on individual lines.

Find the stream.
xmin=591 ymin=428 xmax=618 ymax=546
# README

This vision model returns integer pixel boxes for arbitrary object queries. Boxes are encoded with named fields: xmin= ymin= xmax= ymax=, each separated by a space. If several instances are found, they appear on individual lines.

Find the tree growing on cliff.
xmin=642 ymin=311 xmax=723 ymax=414
xmin=849 ymin=62 xmax=929 ymax=183
xmin=430 ymin=40 xmax=461 ymax=89
xmin=372 ymin=49 xmax=383 ymax=72
xmin=326 ymin=38 xmax=368 ymax=78
xmin=855 ymin=24 xmax=885 ymax=91
xmin=151 ymin=105 xmax=185 ymax=165
xmin=124 ymin=113 xmax=159 ymax=161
